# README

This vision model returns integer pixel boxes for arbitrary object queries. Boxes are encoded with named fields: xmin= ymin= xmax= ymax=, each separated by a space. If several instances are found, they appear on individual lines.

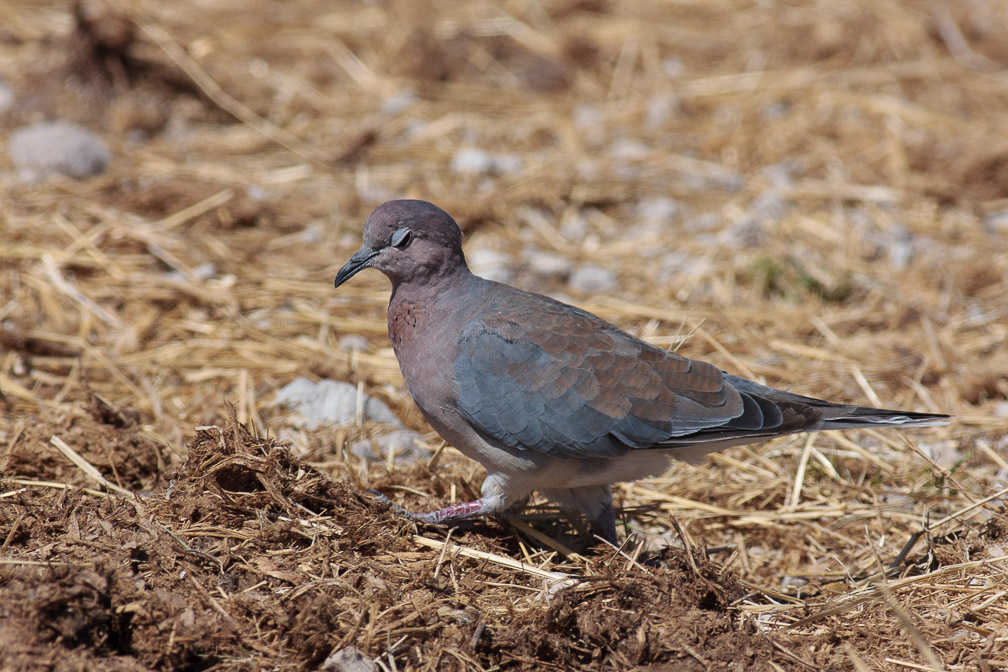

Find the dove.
xmin=334 ymin=199 xmax=949 ymax=543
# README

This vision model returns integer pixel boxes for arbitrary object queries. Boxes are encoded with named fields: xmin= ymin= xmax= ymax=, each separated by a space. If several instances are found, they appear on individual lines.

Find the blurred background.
xmin=1 ymin=1 xmax=1007 ymax=669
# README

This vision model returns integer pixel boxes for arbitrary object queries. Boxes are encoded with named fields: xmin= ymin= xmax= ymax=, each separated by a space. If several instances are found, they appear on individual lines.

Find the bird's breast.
xmin=388 ymin=298 xmax=423 ymax=349
xmin=387 ymin=296 xmax=455 ymax=412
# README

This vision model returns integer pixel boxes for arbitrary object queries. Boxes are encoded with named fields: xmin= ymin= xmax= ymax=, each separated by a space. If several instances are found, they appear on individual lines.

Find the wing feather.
xmin=453 ymin=291 xmax=756 ymax=459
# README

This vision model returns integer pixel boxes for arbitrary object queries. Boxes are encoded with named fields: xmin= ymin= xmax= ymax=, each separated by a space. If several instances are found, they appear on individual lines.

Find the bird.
xmin=334 ymin=199 xmax=950 ymax=544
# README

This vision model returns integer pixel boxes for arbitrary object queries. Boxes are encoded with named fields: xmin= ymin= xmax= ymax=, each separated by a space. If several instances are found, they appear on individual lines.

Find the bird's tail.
xmin=723 ymin=374 xmax=952 ymax=431
xmin=818 ymin=406 xmax=951 ymax=430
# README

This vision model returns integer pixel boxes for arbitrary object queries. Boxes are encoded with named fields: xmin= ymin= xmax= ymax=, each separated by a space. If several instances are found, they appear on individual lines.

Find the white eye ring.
xmin=390 ymin=227 xmax=412 ymax=247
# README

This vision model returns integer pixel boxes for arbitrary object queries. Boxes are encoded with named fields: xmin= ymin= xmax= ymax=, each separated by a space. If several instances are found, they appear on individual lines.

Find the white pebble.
xmin=381 ymin=89 xmax=415 ymax=115
xmin=636 ymin=197 xmax=681 ymax=224
xmin=321 ymin=646 xmax=378 ymax=672
xmin=192 ymin=262 xmax=217 ymax=280
xmin=780 ymin=576 xmax=810 ymax=592
xmin=760 ymin=162 xmax=796 ymax=186
xmin=245 ymin=185 xmax=266 ymax=200
xmin=468 ymin=247 xmax=513 ymax=283
xmin=918 ymin=440 xmax=964 ymax=469
xmin=984 ymin=211 xmax=1008 ymax=234
xmin=645 ymin=94 xmax=679 ymax=128
xmin=451 ymin=147 xmax=494 ymax=174
xmin=568 ymin=265 xmax=618 ymax=293
xmin=450 ymin=147 xmax=523 ymax=175
xmin=350 ymin=429 xmax=426 ymax=466
xmin=8 ymin=121 xmax=110 ymax=180
xmin=338 ymin=334 xmax=369 ymax=352
xmin=661 ymin=57 xmax=685 ymax=78
xmin=165 ymin=262 xmax=217 ymax=283
xmin=274 ymin=377 xmax=401 ymax=428
xmin=608 ymin=138 xmax=649 ymax=159
xmin=524 ymin=249 xmax=573 ymax=280
xmin=299 ymin=224 xmax=322 ymax=245
xmin=887 ymin=239 xmax=915 ymax=270
xmin=573 ymin=104 xmax=603 ymax=129
xmin=491 ymin=153 xmax=523 ymax=174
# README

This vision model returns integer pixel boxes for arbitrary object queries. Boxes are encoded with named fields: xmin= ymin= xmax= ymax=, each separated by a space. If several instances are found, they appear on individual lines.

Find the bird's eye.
xmin=390 ymin=227 xmax=412 ymax=248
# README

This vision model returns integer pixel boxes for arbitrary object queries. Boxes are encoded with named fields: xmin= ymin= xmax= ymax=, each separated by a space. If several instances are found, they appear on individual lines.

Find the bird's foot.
xmin=367 ymin=490 xmax=493 ymax=525
xmin=367 ymin=490 xmax=619 ymax=546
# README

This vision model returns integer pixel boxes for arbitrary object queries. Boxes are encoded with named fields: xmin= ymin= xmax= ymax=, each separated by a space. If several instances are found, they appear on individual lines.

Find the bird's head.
xmin=334 ymin=199 xmax=469 ymax=289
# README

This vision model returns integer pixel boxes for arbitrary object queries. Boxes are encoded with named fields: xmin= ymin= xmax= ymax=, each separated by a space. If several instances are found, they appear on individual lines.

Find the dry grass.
xmin=2 ymin=0 xmax=1007 ymax=670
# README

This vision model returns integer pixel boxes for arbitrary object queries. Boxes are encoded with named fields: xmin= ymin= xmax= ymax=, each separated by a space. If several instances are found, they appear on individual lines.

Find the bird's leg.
xmin=367 ymin=490 xmax=498 ymax=525
xmin=544 ymin=484 xmax=621 ymax=545
xmin=407 ymin=499 xmax=495 ymax=524
xmin=370 ymin=474 xmax=519 ymax=528
xmin=590 ymin=500 xmax=618 ymax=545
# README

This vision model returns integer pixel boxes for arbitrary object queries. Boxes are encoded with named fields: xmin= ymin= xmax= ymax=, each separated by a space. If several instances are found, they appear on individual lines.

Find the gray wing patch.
xmin=453 ymin=318 xmax=756 ymax=459
xmin=455 ymin=329 xmax=628 ymax=458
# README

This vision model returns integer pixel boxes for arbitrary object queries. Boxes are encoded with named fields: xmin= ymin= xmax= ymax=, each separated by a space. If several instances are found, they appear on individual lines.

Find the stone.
xmin=467 ymin=247 xmax=513 ymax=283
xmin=524 ymin=249 xmax=573 ymax=280
xmin=275 ymin=377 xmax=400 ymax=428
xmin=568 ymin=265 xmax=618 ymax=293
xmin=338 ymin=334 xmax=369 ymax=352
xmin=450 ymin=147 xmax=522 ymax=175
xmin=350 ymin=429 xmax=426 ymax=465
xmin=9 ymin=121 xmax=110 ymax=180
xmin=321 ymin=646 xmax=377 ymax=672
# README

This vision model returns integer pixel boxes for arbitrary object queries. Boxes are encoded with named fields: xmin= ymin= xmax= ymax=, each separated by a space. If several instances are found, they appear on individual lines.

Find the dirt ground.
xmin=2 ymin=1 xmax=1008 ymax=670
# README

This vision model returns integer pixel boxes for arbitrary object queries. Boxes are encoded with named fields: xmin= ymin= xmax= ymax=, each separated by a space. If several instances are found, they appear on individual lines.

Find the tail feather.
xmin=819 ymin=406 xmax=951 ymax=430
xmin=723 ymin=373 xmax=952 ymax=431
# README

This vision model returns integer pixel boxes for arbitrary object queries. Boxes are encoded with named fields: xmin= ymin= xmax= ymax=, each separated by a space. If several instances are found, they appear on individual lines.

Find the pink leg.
xmin=368 ymin=491 xmax=494 ymax=525
xmin=409 ymin=499 xmax=493 ymax=524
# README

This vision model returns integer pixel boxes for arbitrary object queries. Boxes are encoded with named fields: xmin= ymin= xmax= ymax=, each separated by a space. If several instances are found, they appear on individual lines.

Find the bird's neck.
xmin=387 ymin=267 xmax=480 ymax=350
xmin=390 ymin=258 xmax=477 ymax=300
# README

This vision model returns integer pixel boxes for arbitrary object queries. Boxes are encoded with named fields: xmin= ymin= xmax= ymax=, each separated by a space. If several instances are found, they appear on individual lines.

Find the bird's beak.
xmin=334 ymin=246 xmax=379 ymax=288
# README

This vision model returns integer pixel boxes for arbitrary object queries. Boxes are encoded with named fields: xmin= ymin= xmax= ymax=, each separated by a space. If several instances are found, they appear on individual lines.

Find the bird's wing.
xmin=452 ymin=291 xmax=807 ymax=459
